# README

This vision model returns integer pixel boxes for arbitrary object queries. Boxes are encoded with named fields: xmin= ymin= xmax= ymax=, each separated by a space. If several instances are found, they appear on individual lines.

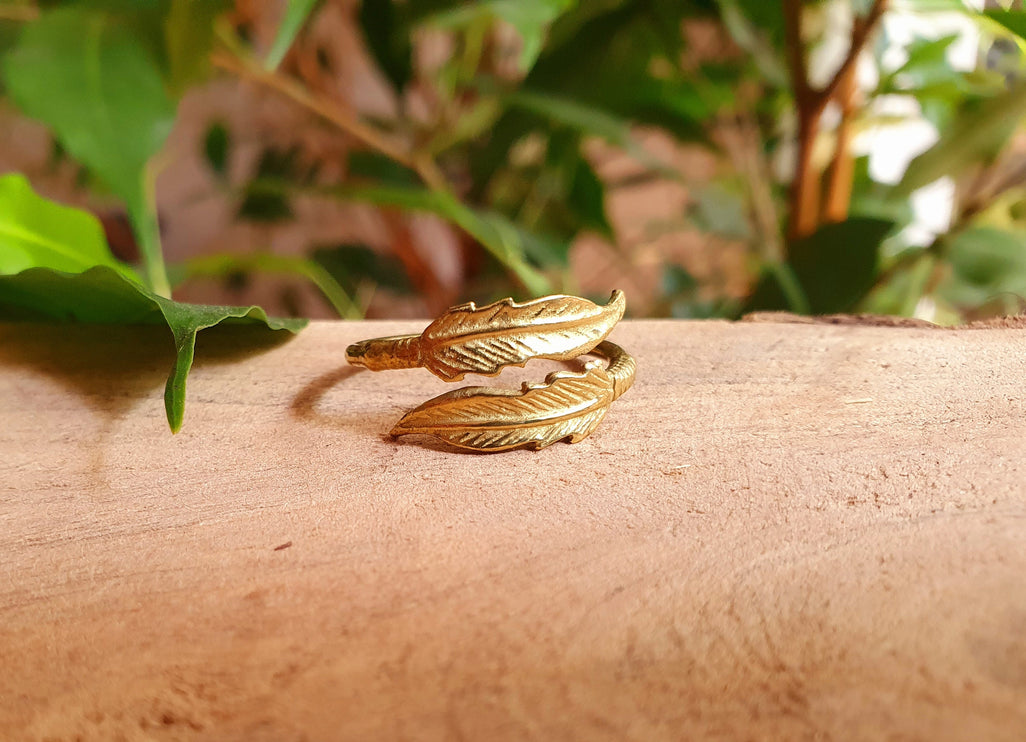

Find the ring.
xmin=346 ymin=291 xmax=635 ymax=452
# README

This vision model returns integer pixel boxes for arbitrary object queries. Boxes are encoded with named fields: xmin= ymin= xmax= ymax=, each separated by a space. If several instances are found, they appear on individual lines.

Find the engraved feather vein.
xmin=417 ymin=291 xmax=625 ymax=378
xmin=392 ymin=369 xmax=614 ymax=450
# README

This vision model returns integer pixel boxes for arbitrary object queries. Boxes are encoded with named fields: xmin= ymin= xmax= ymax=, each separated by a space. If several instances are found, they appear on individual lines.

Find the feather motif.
xmin=390 ymin=364 xmax=615 ymax=452
xmin=416 ymin=290 xmax=625 ymax=380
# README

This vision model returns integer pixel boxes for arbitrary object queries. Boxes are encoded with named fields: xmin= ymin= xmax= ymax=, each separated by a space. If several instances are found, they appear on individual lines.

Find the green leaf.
xmin=503 ymin=87 xmax=633 ymax=146
xmin=516 ymin=4 xmax=720 ymax=143
xmin=882 ymin=34 xmax=961 ymax=92
xmin=985 ymin=10 xmax=1026 ymax=40
xmin=939 ymin=226 xmax=1026 ymax=306
xmin=329 ymin=183 xmax=554 ymax=294
xmin=265 ymin=0 xmax=321 ymax=70
xmin=568 ymin=155 xmax=613 ymax=238
xmin=203 ymin=121 xmax=231 ymax=179
xmin=715 ymin=0 xmax=788 ymax=88
xmin=358 ymin=0 xmax=413 ymax=91
xmin=746 ymin=218 xmax=895 ymax=314
xmin=689 ymin=183 xmax=751 ymax=240
xmin=236 ymin=145 xmax=317 ymax=222
xmin=0 ymin=175 xmax=305 ymax=432
xmin=2 ymin=7 xmax=174 ymax=209
xmin=347 ymin=150 xmax=419 ymax=187
xmin=0 ymin=173 xmax=139 ymax=280
xmin=895 ymin=82 xmax=1026 ymax=197
xmin=498 ymin=87 xmax=672 ymax=173
xmin=2 ymin=6 xmax=176 ymax=295
xmin=164 ymin=0 xmax=230 ymax=94
xmin=425 ymin=0 xmax=576 ymax=71
xmin=154 ymin=295 xmax=305 ymax=432
xmin=312 ymin=244 xmax=412 ymax=296
xmin=0 ymin=267 xmax=305 ymax=432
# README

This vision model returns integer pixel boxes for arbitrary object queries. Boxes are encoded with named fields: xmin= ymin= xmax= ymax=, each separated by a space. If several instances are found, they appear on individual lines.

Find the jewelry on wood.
xmin=347 ymin=292 xmax=635 ymax=452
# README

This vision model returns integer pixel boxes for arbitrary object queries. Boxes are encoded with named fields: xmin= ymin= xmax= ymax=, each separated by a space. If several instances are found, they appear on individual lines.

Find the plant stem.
xmin=178 ymin=252 xmax=362 ymax=319
xmin=127 ymin=176 xmax=171 ymax=298
xmin=899 ymin=252 xmax=935 ymax=317
xmin=767 ymin=261 xmax=811 ymax=315
xmin=210 ymin=50 xmax=449 ymax=193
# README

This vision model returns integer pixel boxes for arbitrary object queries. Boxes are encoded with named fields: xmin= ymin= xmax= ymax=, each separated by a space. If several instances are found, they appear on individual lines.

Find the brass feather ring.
xmin=346 ymin=291 xmax=635 ymax=452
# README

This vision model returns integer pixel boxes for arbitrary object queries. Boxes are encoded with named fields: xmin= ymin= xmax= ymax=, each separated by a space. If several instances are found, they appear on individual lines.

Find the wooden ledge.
xmin=1 ymin=319 xmax=1025 ymax=740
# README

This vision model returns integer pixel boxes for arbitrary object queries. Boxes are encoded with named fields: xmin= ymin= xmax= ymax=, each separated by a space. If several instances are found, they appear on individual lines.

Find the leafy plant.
xmin=2 ymin=0 xmax=1026 ymax=432
xmin=0 ymin=174 xmax=304 ymax=432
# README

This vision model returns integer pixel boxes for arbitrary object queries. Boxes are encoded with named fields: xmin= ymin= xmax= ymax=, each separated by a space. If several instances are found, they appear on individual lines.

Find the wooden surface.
xmin=1 ymin=318 xmax=1025 ymax=741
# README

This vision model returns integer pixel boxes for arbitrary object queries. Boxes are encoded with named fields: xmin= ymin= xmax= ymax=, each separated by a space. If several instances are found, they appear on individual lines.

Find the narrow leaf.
xmin=328 ymin=183 xmax=554 ymax=295
xmin=391 ymin=364 xmax=615 ymax=451
xmin=894 ymin=81 xmax=1026 ymax=197
xmin=165 ymin=0 xmax=230 ymax=94
xmin=265 ymin=0 xmax=320 ymax=70
xmin=985 ymin=10 xmax=1026 ymax=41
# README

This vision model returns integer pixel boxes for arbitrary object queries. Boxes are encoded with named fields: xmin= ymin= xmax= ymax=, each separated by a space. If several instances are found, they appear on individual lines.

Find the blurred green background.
xmin=2 ymin=0 xmax=1026 ymax=324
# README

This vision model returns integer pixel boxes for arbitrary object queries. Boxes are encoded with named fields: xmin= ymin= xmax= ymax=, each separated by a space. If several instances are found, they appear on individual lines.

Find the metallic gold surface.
xmin=346 ymin=290 xmax=625 ymax=380
xmin=347 ymin=292 xmax=635 ymax=452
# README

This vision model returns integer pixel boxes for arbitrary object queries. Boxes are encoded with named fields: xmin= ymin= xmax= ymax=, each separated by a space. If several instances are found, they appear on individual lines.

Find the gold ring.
xmin=347 ymin=291 xmax=635 ymax=452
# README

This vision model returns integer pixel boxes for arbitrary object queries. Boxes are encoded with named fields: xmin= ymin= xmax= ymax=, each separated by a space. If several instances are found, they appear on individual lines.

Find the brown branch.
xmin=821 ymin=63 xmax=859 ymax=224
xmin=211 ymin=51 xmax=449 ymax=193
xmin=783 ymin=0 xmax=812 ymax=107
xmin=785 ymin=0 xmax=888 ymax=241
xmin=0 ymin=4 xmax=38 ymax=21
xmin=817 ymin=0 xmax=888 ymax=106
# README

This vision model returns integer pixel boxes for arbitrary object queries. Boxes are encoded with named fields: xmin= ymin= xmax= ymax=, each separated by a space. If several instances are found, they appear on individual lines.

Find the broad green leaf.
xmin=265 ymin=0 xmax=321 ymax=70
xmin=938 ymin=226 xmax=1026 ymax=306
xmin=746 ymin=218 xmax=895 ymax=314
xmin=358 ymin=0 xmax=413 ymax=91
xmin=0 ymin=173 xmax=139 ymax=280
xmin=165 ymin=0 xmax=230 ymax=94
xmin=0 ymin=175 xmax=304 ymax=432
xmin=516 ymin=4 xmax=720 ymax=143
xmin=0 ymin=267 xmax=305 ymax=432
xmin=895 ymin=82 xmax=1026 ymax=196
xmin=2 ymin=7 xmax=174 ymax=210
xmin=2 ymin=6 xmax=176 ymax=294
xmin=154 ymin=295 xmax=304 ymax=432
xmin=425 ymin=0 xmax=576 ymax=71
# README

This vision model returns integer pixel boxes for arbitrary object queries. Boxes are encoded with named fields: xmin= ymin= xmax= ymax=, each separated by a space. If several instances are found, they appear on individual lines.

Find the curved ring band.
xmin=346 ymin=292 xmax=635 ymax=452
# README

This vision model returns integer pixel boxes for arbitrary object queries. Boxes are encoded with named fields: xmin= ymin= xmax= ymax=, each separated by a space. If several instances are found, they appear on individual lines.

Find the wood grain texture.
xmin=1 ymin=319 xmax=1025 ymax=741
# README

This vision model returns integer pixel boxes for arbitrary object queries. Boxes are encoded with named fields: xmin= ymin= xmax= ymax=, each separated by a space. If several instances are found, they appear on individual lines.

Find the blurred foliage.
xmin=2 ymin=0 xmax=1026 ymax=338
